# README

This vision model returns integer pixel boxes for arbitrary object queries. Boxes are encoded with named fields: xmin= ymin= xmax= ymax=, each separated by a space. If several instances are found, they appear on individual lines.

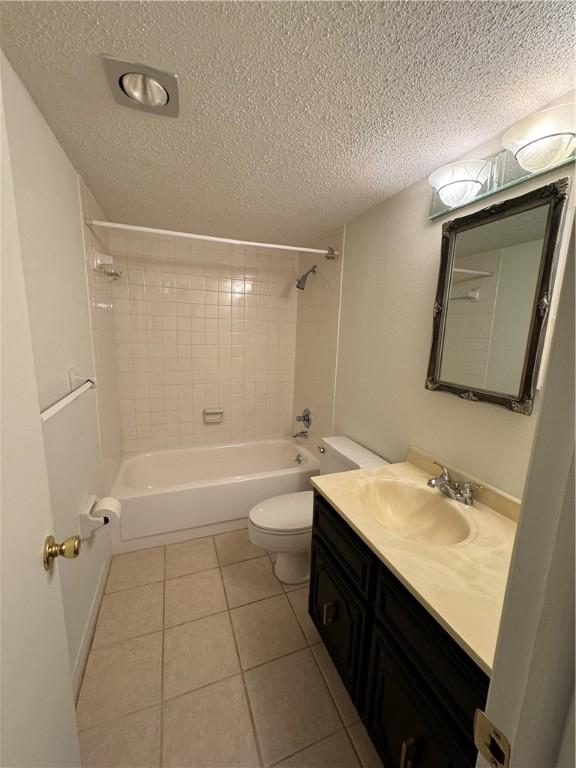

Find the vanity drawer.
xmin=375 ymin=565 xmax=489 ymax=746
xmin=313 ymin=492 xmax=374 ymax=599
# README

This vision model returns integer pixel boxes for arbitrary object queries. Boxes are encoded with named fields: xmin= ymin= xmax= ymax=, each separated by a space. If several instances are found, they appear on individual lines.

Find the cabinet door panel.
xmin=365 ymin=624 xmax=473 ymax=768
xmin=375 ymin=567 xmax=488 ymax=746
xmin=309 ymin=540 xmax=367 ymax=702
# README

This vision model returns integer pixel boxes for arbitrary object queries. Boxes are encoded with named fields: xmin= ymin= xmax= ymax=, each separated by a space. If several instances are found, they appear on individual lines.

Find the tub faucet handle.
xmin=295 ymin=408 xmax=312 ymax=429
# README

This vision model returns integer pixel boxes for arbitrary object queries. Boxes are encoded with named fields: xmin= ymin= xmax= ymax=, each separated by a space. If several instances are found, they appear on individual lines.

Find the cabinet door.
xmin=309 ymin=539 xmax=367 ymax=702
xmin=365 ymin=624 xmax=473 ymax=768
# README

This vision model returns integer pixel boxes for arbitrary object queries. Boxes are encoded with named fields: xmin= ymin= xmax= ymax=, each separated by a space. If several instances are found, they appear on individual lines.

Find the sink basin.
xmin=355 ymin=477 xmax=472 ymax=545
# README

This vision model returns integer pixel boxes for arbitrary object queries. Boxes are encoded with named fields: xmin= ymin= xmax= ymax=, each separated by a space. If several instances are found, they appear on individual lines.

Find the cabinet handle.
xmin=322 ymin=601 xmax=337 ymax=625
xmin=400 ymin=737 xmax=418 ymax=768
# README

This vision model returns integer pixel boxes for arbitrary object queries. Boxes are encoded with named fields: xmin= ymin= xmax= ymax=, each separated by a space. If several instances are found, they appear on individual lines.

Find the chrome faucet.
xmin=293 ymin=430 xmax=309 ymax=439
xmin=427 ymin=462 xmax=482 ymax=506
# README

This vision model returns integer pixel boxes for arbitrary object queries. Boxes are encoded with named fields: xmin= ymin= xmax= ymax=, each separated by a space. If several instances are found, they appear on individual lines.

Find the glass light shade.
xmin=428 ymin=160 xmax=491 ymax=208
xmin=502 ymin=103 xmax=575 ymax=173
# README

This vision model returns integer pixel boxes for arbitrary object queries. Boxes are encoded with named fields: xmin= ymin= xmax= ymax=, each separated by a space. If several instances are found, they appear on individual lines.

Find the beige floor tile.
xmin=230 ymin=594 xmax=306 ymax=669
xmin=165 ymin=536 xmax=218 ymax=579
xmin=283 ymin=578 xmax=309 ymax=593
xmin=312 ymin=644 xmax=360 ymax=726
xmin=106 ymin=547 xmax=164 ymax=593
xmin=93 ymin=583 xmax=163 ymax=648
xmin=76 ymin=633 xmax=162 ymax=731
xmin=79 ymin=706 xmax=161 ymax=767
xmin=278 ymin=730 xmax=361 ymax=768
xmin=215 ymin=528 xmax=266 ymax=565
xmin=163 ymin=675 xmax=259 ymax=768
xmin=164 ymin=568 xmax=227 ymax=627
xmin=164 ymin=612 xmax=240 ymax=699
xmin=287 ymin=587 xmax=321 ymax=644
xmin=221 ymin=556 xmax=283 ymax=608
xmin=245 ymin=648 xmax=341 ymax=765
xmin=347 ymin=723 xmax=384 ymax=768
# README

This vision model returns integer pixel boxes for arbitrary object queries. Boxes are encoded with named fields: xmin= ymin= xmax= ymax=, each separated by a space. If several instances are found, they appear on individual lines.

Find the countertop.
xmin=311 ymin=461 xmax=517 ymax=676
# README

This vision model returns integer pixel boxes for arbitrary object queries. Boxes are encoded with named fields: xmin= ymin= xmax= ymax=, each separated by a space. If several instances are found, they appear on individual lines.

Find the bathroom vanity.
xmin=308 ymin=454 xmax=518 ymax=768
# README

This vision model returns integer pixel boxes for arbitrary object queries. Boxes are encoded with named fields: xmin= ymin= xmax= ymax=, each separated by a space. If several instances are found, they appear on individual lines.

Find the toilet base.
xmin=273 ymin=551 xmax=310 ymax=584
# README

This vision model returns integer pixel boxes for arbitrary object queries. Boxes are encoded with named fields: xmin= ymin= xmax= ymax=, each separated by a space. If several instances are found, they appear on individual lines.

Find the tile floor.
xmin=77 ymin=529 xmax=384 ymax=768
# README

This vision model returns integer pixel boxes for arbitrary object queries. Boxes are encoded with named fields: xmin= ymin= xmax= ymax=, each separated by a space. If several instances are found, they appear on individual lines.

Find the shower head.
xmin=296 ymin=264 xmax=318 ymax=290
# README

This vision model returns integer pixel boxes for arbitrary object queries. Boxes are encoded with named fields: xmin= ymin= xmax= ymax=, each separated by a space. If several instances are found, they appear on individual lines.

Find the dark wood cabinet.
xmin=309 ymin=540 xmax=368 ymax=702
xmin=309 ymin=492 xmax=489 ymax=768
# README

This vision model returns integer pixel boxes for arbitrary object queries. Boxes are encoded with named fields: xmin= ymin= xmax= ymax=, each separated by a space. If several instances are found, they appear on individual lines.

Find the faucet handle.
xmin=461 ymin=480 xmax=484 ymax=493
xmin=432 ymin=461 xmax=451 ymax=480
xmin=428 ymin=461 xmax=451 ymax=488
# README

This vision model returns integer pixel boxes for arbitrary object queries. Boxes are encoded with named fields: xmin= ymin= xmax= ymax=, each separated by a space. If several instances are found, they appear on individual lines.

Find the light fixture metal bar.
xmin=86 ymin=220 xmax=338 ymax=257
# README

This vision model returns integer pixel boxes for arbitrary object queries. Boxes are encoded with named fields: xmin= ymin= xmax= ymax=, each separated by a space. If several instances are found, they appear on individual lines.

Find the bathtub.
xmin=111 ymin=438 xmax=319 ymax=546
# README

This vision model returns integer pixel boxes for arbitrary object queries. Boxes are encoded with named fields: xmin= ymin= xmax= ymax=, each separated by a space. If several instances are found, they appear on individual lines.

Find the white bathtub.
xmin=111 ymin=439 xmax=319 ymax=546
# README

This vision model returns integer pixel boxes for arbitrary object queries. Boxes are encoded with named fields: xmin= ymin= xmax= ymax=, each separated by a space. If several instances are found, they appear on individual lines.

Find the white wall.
xmin=80 ymin=183 xmax=122 ymax=489
xmin=293 ymin=229 xmax=344 ymax=442
xmin=334 ymin=166 xmax=574 ymax=498
xmin=1 ymin=54 xmax=111 ymax=689
xmin=486 ymin=239 xmax=543 ymax=394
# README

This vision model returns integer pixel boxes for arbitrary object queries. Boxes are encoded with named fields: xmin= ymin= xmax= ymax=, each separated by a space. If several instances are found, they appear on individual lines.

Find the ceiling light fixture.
xmin=102 ymin=55 xmax=179 ymax=117
xmin=428 ymin=160 xmax=492 ymax=208
xmin=501 ymin=103 xmax=575 ymax=173
xmin=120 ymin=73 xmax=169 ymax=108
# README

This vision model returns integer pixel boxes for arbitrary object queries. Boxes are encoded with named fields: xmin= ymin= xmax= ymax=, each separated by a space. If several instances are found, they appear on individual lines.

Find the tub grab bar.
xmin=40 ymin=378 xmax=96 ymax=423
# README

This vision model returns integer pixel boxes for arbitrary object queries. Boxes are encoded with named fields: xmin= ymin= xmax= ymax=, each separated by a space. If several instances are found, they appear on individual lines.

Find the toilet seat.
xmin=248 ymin=491 xmax=313 ymax=535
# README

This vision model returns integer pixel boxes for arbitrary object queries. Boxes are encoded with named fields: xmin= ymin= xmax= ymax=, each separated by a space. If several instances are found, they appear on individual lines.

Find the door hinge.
xmin=474 ymin=709 xmax=511 ymax=768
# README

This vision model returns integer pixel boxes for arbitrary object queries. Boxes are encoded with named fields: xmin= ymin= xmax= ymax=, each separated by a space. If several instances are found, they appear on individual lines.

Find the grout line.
xmin=222 ymin=563 xmax=265 ymax=768
xmin=345 ymin=723 xmax=368 ymax=768
xmin=308 ymin=643 xmax=352 ymax=735
xmin=162 ymin=668 xmax=244 ymax=707
xmin=268 ymin=728 xmax=349 ymax=767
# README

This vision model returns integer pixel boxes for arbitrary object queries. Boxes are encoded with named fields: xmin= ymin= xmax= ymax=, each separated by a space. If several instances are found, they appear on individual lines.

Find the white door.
xmin=1 ymin=95 xmax=81 ymax=766
xmin=479 ymin=236 xmax=575 ymax=767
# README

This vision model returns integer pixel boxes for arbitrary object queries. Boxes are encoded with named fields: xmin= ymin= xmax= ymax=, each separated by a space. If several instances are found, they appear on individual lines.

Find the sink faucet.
xmin=427 ymin=462 xmax=482 ymax=506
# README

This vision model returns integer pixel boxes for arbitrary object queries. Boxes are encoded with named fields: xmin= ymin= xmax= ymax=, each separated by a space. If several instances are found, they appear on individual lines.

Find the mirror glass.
xmin=439 ymin=205 xmax=548 ymax=397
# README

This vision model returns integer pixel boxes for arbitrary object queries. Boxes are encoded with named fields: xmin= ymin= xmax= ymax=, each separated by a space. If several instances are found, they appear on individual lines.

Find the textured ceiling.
xmin=1 ymin=1 xmax=574 ymax=244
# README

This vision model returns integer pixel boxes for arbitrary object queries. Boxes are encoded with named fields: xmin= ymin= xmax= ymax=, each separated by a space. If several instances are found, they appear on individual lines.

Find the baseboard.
xmin=71 ymin=550 xmax=111 ymax=701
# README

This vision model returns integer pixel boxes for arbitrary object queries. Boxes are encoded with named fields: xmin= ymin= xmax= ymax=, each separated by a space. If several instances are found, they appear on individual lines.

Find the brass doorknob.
xmin=43 ymin=534 xmax=81 ymax=571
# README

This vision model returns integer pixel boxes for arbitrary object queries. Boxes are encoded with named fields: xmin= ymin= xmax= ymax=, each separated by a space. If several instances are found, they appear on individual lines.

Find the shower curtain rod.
xmin=86 ymin=220 xmax=338 ymax=258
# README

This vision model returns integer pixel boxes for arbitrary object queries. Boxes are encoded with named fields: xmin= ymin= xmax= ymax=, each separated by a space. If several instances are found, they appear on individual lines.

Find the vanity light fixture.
xmin=102 ymin=55 xmax=180 ymax=117
xmin=501 ymin=103 xmax=575 ymax=173
xmin=428 ymin=160 xmax=492 ymax=208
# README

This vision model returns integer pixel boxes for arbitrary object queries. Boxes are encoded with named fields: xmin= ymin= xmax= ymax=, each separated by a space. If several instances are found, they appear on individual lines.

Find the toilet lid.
xmin=249 ymin=491 xmax=313 ymax=534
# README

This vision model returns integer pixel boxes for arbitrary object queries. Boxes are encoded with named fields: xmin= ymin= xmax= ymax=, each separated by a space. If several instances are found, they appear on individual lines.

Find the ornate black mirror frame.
xmin=425 ymin=178 xmax=569 ymax=415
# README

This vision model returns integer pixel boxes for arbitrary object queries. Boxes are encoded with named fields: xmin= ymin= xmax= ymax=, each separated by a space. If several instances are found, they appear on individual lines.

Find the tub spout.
xmin=293 ymin=430 xmax=309 ymax=439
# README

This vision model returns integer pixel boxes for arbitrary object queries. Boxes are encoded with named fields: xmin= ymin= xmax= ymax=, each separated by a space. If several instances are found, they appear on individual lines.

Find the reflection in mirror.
xmin=440 ymin=206 xmax=547 ymax=396
xmin=426 ymin=179 xmax=569 ymax=414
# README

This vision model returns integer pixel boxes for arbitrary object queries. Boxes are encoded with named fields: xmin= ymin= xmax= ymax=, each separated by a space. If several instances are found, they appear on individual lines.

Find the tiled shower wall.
xmin=293 ymin=229 xmax=344 ymax=442
xmin=104 ymin=230 xmax=298 ymax=454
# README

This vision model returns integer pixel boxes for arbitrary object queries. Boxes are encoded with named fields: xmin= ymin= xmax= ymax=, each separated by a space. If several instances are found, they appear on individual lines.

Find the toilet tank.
xmin=318 ymin=436 xmax=388 ymax=475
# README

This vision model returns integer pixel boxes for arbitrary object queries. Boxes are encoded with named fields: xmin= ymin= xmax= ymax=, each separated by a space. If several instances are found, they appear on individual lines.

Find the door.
xmin=481 ymin=233 xmax=575 ymax=767
xmin=1 ymin=96 xmax=81 ymax=766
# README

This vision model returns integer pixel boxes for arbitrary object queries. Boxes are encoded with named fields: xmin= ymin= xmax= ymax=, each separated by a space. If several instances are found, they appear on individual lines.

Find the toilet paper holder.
xmin=79 ymin=495 xmax=121 ymax=540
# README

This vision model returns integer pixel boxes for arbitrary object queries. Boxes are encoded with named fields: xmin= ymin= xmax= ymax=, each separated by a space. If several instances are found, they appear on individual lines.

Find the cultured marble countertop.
xmin=311 ymin=461 xmax=517 ymax=676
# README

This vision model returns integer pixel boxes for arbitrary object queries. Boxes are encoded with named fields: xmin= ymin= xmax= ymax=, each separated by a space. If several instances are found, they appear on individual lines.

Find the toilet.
xmin=248 ymin=436 xmax=388 ymax=584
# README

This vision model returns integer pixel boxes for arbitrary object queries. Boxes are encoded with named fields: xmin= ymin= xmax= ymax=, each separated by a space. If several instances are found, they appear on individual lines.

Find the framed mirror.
xmin=426 ymin=178 xmax=569 ymax=414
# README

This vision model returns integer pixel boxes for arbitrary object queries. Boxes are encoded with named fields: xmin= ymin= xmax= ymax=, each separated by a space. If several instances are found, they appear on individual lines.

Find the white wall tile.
xmin=108 ymin=233 xmax=298 ymax=453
